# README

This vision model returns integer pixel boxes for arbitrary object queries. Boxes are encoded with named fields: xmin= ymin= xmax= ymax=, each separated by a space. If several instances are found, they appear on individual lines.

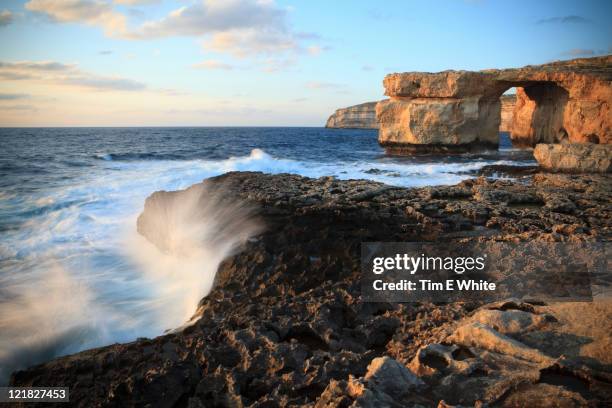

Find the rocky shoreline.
xmin=10 ymin=171 xmax=611 ymax=407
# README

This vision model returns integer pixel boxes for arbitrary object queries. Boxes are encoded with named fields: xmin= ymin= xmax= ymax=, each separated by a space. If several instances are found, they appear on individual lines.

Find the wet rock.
xmin=9 ymin=171 xmax=612 ymax=407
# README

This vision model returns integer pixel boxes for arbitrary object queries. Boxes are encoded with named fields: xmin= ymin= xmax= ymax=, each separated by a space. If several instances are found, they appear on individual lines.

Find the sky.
xmin=0 ymin=0 xmax=610 ymax=127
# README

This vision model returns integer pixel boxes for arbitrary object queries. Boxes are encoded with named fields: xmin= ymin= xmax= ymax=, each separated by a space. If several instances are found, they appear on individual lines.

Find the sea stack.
xmin=376 ymin=55 xmax=612 ymax=154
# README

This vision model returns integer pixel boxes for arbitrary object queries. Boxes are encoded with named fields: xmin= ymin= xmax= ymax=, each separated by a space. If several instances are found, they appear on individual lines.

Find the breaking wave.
xmin=0 ymin=129 xmax=535 ymax=383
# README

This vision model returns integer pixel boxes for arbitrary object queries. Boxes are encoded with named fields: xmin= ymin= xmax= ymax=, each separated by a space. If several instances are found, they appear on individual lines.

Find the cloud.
xmin=362 ymin=65 xmax=374 ymax=71
xmin=0 ymin=104 xmax=37 ymax=112
xmin=0 ymin=10 xmax=13 ymax=26
xmin=192 ymin=59 xmax=234 ymax=70
xmin=0 ymin=60 xmax=146 ymax=91
xmin=99 ymin=50 xmax=113 ymax=55
xmin=25 ymin=0 xmax=127 ymax=36
xmin=0 ymin=61 xmax=74 ymax=79
xmin=132 ymin=0 xmax=286 ymax=38
xmin=536 ymin=15 xmax=591 ymax=24
xmin=63 ymin=76 xmax=146 ymax=91
xmin=24 ymin=0 xmax=322 ymax=69
xmin=0 ymin=93 xmax=30 ymax=100
xmin=0 ymin=61 xmax=74 ymax=71
xmin=114 ymin=0 xmax=159 ymax=5
xmin=203 ymin=28 xmax=299 ymax=57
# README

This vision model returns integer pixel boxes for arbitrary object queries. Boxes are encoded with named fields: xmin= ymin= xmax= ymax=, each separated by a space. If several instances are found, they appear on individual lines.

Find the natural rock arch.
xmin=483 ymin=81 xmax=570 ymax=147
xmin=376 ymin=56 xmax=611 ymax=154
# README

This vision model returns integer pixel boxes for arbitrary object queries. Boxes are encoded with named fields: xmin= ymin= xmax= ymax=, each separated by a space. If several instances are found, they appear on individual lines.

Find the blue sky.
xmin=0 ymin=0 xmax=610 ymax=126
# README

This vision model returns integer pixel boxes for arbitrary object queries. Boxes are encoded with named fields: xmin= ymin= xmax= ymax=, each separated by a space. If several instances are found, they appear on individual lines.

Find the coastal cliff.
xmin=325 ymin=101 xmax=380 ymax=129
xmin=377 ymin=55 xmax=612 ymax=153
xmin=11 ymin=171 xmax=612 ymax=407
xmin=499 ymin=94 xmax=515 ymax=132
xmin=325 ymin=95 xmax=516 ymax=132
xmin=326 ymin=95 xmax=516 ymax=132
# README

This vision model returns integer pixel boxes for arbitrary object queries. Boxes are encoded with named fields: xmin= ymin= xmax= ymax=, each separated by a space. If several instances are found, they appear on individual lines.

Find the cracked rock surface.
xmin=10 ymin=171 xmax=612 ymax=407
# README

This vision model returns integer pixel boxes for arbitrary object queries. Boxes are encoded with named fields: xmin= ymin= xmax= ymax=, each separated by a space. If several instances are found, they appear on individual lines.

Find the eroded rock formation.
xmin=327 ymin=95 xmax=515 ymax=132
xmin=10 ymin=171 xmax=612 ymax=407
xmin=325 ymin=101 xmax=380 ymax=129
xmin=377 ymin=55 xmax=612 ymax=153
xmin=534 ymin=143 xmax=612 ymax=173
xmin=499 ymin=94 xmax=516 ymax=132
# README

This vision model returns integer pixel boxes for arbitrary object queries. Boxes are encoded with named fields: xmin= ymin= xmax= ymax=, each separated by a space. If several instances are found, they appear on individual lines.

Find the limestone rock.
xmin=363 ymin=356 xmax=425 ymax=396
xmin=10 ymin=172 xmax=612 ymax=406
xmin=325 ymin=101 xmax=380 ymax=129
xmin=316 ymin=357 xmax=426 ymax=407
xmin=376 ymin=97 xmax=498 ymax=153
xmin=378 ymin=55 xmax=612 ymax=153
xmin=499 ymin=94 xmax=516 ymax=132
xmin=534 ymin=143 xmax=612 ymax=173
xmin=468 ymin=306 xmax=552 ymax=335
xmin=328 ymin=94 xmax=515 ymax=133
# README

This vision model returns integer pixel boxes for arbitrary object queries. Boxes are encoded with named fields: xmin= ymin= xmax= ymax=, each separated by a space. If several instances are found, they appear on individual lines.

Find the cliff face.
xmin=377 ymin=55 xmax=612 ymax=153
xmin=499 ymin=94 xmax=516 ymax=132
xmin=327 ymin=95 xmax=516 ymax=132
xmin=325 ymin=101 xmax=380 ymax=129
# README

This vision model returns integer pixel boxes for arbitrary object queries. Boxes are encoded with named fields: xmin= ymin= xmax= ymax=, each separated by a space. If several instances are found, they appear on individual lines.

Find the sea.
xmin=0 ymin=127 xmax=534 ymax=382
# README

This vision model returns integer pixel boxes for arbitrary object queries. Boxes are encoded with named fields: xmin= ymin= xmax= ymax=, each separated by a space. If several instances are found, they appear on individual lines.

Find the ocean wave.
xmin=93 ymin=152 xmax=184 ymax=161
xmin=0 ymin=147 xmax=535 ymax=383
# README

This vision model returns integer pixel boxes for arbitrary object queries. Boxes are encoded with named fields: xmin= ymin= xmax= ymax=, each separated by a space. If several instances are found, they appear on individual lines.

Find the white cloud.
xmin=203 ymin=28 xmax=299 ymax=58
xmin=192 ymin=59 xmax=234 ymax=70
xmin=25 ymin=0 xmax=127 ymax=36
xmin=23 ymin=0 xmax=324 ymax=70
xmin=0 ymin=60 xmax=146 ymax=91
xmin=0 ymin=61 xmax=75 ymax=71
xmin=64 ymin=76 xmax=146 ymax=91
xmin=0 ymin=10 xmax=13 ymax=26
xmin=131 ymin=0 xmax=286 ymax=39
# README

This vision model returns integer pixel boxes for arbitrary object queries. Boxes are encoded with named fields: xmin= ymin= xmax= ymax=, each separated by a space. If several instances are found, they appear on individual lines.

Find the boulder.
xmin=534 ymin=143 xmax=612 ymax=173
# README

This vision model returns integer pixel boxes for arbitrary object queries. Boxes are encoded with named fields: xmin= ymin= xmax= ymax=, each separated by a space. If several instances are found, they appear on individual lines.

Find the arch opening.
xmin=493 ymin=81 xmax=570 ymax=148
